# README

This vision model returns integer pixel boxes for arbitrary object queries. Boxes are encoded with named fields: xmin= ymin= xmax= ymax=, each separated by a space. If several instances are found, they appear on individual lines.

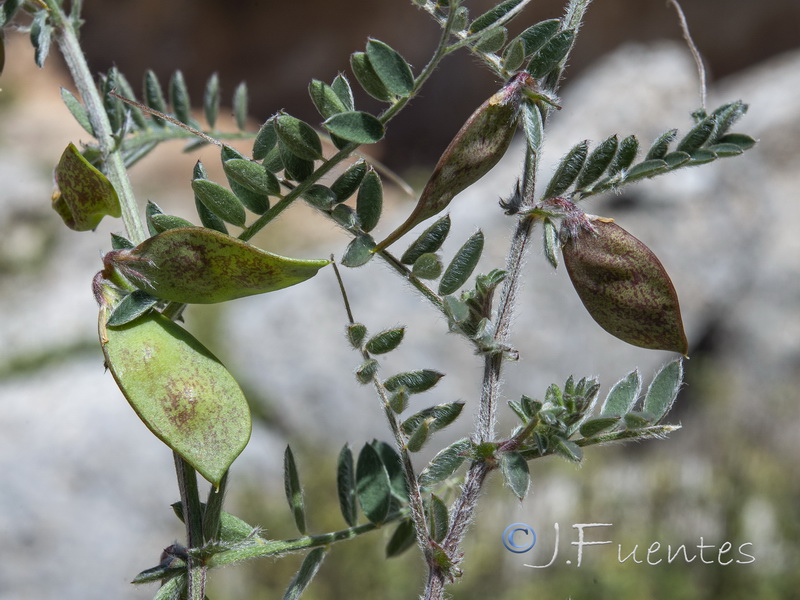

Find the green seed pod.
xmin=109 ymin=227 xmax=329 ymax=304
xmin=98 ymin=290 xmax=251 ymax=486
xmin=561 ymin=217 xmax=688 ymax=355
xmin=53 ymin=143 xmax=121 ymax=231
xmin=400 ymin=215 xmax=451 ymax=265
xmin=375 ymin=73 xmax=535 ymax=251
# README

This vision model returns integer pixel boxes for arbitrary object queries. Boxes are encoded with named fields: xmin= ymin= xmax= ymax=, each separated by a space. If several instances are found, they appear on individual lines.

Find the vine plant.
xmin=1 ymin=0 xmax=755 ymax=598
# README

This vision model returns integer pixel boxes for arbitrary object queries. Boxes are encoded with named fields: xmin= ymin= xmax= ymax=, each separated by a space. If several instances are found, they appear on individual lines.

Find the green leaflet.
xmin=643 ymin=358 xmax=683 ymax=422
xmin=600 ymin=369 xmax=641 ymax=417
xmin=233 ymin=82 xmax=248 ymax=131
xmin=324 ymin=111 xmax=385 ymax=145
xmin=544 ymin=140 xmax=588 ymax=198
xmin=418 ymin=438 xmax=470 ymax=488
xmin=365 ymin=327 xmax=405 ymax=354
xmin=191 ymin=178 xmax=247 ymax=227
xmin=356 ymin=443 xmax=392 ymax=524
xmin=98 ymin=298 xmax=251 ymax=486
xmin=109 ymin=227 xmax=329 ymax=304
xmin=426 ymin=494 xmax=449 ymax=543
xmin=203 ymin=72 xmax=221 ymax=128
xmin=499 ymin=451 xmax=530 ymax=500
xmin=309 ymin=79 xmax=349 ymax=119
xmin=384 ymin=370 xmax=444 ymax=394
xmin=331 ymin=161 xmax=368 ymax=202
xmin=60 ymin=88 xmax=93 ymax=135
xmin=400 ymin=215 xmax=451 ymax=265
xmin=365 ymin=39 xmax=414 ymax=98
xmin=350 ymin=51 xmax=392 ymax=102
xmin=342 ymin=235 xmax=377 ymax=267
xmin=337 ymin=444 xmax=358 ymax=526
xmin=274 ymin=113 xmax=323 ymax=161
xmin=284 ymin=446 xmax=307 ymax=534
xmin=386 ymin=519 xmax=416 ymax=558
xmin=283 ymin=548 xmax=327 ymax=600
xmin=469 ymin=0 xmax=525 ymax=33
xmin=527 ymin=29 xmax=575 ymax=79
xmin=439 ymin=231 xmax=484 ymax=295
xmin=356 ymin=169 xmax=383 ymax=232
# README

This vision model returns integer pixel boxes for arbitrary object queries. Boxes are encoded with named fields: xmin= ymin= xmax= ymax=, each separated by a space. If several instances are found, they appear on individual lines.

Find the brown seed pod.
xmin=561 ymin=217 xmax=688 ymax=355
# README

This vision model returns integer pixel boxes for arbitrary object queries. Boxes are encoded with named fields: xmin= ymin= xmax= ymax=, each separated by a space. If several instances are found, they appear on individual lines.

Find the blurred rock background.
xmin=0 ymin=1 xmax=798 ymax=599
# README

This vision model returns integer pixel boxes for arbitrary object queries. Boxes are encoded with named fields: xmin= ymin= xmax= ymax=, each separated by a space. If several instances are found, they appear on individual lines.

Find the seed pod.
xmin=109 ymin=227 xmax=329 ymax=304
xmin=561 ymin=218 xmax=688 ymax=355
xmin=375 ymin=72 xmax=535 ymax=251
xmin=53 ymin=143 xmax=121 ymax=231
xmin=97 ymin=287 xmax=251 ymax=486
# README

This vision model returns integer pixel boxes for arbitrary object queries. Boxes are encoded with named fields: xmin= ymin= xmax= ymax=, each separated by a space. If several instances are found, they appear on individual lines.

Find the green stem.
xmin=206 ymin=510 xmax=409 ymax=569
xmin=174 ymin=454 xmax=206 ymax=600
xmin=46 ymin=2 xmax=147 ymax=244
xmin=203 ymin=470 xmax=229 ymax=543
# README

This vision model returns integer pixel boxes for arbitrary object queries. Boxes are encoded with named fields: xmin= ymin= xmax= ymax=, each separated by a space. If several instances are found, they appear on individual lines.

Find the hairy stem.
xmin=174 ymin=454 xmax=207 ymax=600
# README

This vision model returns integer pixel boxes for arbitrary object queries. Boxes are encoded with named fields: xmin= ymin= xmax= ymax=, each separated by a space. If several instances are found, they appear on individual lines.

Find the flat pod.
xmin=561 ymin=218 xmax=688 ymax=354
xmin=100 ymin=309 xmax=251 ymax=485
xmin=111 ymin=227 xmax=329 ymax=304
